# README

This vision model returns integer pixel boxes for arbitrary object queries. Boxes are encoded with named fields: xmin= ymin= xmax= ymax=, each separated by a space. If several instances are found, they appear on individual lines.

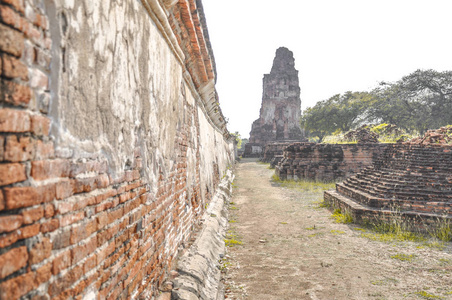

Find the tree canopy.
xmin=302 ymin=69 xmax=452 ymax=141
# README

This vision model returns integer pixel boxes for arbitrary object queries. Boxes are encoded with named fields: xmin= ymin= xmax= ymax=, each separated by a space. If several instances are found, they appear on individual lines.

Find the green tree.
xmin=370 ymin=69 xmax=452 ymax=133
xmin=231 ymin=131 xmax=242 ymax=149
xmin=301 ymin=92 xmax=374 ymax=141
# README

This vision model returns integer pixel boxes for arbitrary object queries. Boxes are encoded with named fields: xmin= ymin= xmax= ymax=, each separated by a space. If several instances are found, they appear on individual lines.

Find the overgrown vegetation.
xmin=302 ymin=69 xmax=452 ymax=142
xmin=320 ymin=123 xmax=416 ymax=144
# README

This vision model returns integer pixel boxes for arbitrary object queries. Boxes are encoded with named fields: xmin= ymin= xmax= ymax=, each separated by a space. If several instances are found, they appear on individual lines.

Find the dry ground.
xmin=221 ymin=158 xmax=452 ymax=300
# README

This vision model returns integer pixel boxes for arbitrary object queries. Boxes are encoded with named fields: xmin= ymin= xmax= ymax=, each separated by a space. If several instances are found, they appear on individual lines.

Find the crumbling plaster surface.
xmin=46 ymin=0 xmax=231 ymax=191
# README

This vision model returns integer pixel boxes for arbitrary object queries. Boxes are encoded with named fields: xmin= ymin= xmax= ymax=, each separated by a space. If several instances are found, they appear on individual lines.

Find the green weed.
xmin=271 ymin=173 xmax=336 ymax=192
xmin=390 ymin=253 xmax=415 ymax=262
xmin=415 ymin=290 xmax=444 ymax=299
xmin=330 ymin=230 xmax=345 ymax=235
xmin=431 ymin=219 xmax=452 ymax=242
xmin=331 ymin=208 xmax=353 ymax=224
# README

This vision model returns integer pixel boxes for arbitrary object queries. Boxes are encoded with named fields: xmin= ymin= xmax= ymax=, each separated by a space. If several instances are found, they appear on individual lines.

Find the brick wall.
xmin=0 ymin=0 xmax=234 ymax=299
xmin=276 ymin=143 xmax=388 ymax=181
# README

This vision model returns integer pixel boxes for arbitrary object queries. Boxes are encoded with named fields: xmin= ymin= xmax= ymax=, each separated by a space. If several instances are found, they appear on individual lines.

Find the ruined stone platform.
xmin=324 ymin=144 xmax=452 ymax=231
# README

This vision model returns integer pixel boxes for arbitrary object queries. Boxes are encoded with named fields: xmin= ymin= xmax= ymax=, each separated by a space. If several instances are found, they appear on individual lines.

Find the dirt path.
xmin=222 ymin=158 xmax=452 ymax=300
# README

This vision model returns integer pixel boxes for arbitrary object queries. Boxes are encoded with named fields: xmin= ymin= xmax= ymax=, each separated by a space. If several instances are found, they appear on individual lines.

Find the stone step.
xmin=335 ymin=183 xmax=452 ymax=215
xmin=344 ymin=177 xmax=452 ymax=201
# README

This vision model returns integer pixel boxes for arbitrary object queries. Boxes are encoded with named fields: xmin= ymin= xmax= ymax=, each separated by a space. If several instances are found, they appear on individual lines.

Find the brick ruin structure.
xmin=324 ymin=142 xmax=452 ymax=230
xmin=0 ymin=0 xmax=234 ymax=299
xmin=260 ymin=142 xmax=292 ymax=168
xmin=243 ymin=47 xmax=304 ymax=157
xmin=276 ymin=143 xmax=388 ymax=181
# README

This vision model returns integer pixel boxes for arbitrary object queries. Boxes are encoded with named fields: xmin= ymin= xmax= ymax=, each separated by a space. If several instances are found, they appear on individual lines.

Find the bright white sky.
xmin=202 ymin=0 xmax=452 ymax=138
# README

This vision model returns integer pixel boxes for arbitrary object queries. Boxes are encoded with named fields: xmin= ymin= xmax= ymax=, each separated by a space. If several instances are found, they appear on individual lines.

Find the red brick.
xmin=0 ymin=271 xmax=34 ymax=300
xmin=35 ymin=262 xmax=51 ymax=286
xmin=95 ymin=189 xmax=117 ymax=204
xmin=70 ymin=218 xmax=96 ymax=244
xmin=35 ymin=140 xmax=55 ymax=160
xmin=34 ymin=13 xmax=48 ymax=30
xmin=0 ymin=108 xmax=30 ymax=133
xmin=0 ymin=230 xmax=18 ymax=247
xmin=0 ymin=4 xmax=26 ymax=30
xmin=37 ymin=183 xmax=56 ymax=203
xmin=17 ymin=223 xmax=39 ymax=239
xmin=95 ymin=197 xmax=119 ymax=213
xmin=52 ymin=249 xmax=71 ymax=275
xmin=4 ymin=186 xmax=39 ymax=209
xmin=55 ymin=179 xmax=73 ymax=200
xmin=0 ymin=246 xmax=27 ymax=279
xmin=21 ymin=205 xmax=44 ymax=224
xmin=0 ymin=136 xmax=4 ymax=161
xmin=0 ymin=0 xmax=24 ymax=13
xmin=31 ymin=114 xmax=50 ymax=136
xmin=29 ymin=237 xmax=52 ymax=265
xmin=0 ymin=190 xmax=4 ymax=210
xmin=72 ymin=236 xmax=96 ymax=265
xmin=73 ymin=177 xmax=97 ymax=194
xmin=0 ymin=214 xmax=22 ymax=233
xmin=60 ymin=211 xmax=84 ymax=227
xmin=83 ymin=254 xmax=97 ymax=274
xmin=96 ymin=240 xmax=115 ymax=265
xmin=1 ymin=53 xmax=28 ymax=79
xmin=40 ymin=218 xmax=58 ymax=233
xmin=0 ymin=80 xmax=31 ymax=106
xmin=97 ymin=223 xmax=119 ymax=246
xmin=31 ymin=159 xmax=69 ymax=181
xmin=4 ymin=135 xmax=34 ymax=161
xmin=0 ymin=162 xmax=26 ymax=185
xmin=51 ymin=228 xmax=70 ymax=250
xmin=48 ymin=265 xmax=83 ymax=297
xmin=0 ymin=23 xmax=23 ymax=57
xmin=44 ymin=203 xmax=54 ymax=218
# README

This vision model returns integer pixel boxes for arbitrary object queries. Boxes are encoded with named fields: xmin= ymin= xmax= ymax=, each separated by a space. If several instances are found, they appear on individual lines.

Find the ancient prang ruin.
xmin=243 ymin=47 xmax=304 ymax=157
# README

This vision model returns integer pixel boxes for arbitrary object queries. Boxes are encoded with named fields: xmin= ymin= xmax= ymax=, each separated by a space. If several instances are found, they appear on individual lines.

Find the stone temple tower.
xmin=249 ymin=47 xmax=303 ymax=144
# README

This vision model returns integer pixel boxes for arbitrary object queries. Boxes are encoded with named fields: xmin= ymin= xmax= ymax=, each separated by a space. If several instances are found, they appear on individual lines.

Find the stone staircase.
xmin=324 ymin=144 xmax=452 ymax=230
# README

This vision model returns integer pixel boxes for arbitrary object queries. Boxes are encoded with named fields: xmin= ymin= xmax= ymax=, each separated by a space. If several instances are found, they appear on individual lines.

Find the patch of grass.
xmin=331 ymin=208 xmax=353 ymax=224
xmin=305 ymin=225 xmax=316 ymax=230
xmin=271 ymin=173 xmax=336 ymax=192
xmin=280 ymin=222 xmax=288 ymax=225
xmin=438 ymin=258 xmax=451 ymax=265
xmin=308 ymin=233 xmax=323 ymax=238
xmin=224 ymin=238 xmax=242 ymax=247
xmin=330 ymin=230 xmax=345 ymax=235
xmin=415 ymin=290 xmax=444 ymax=299
xmin=353 ymin=227 xmax=366 ymax=232
xmin=390 ymin=253 xmax=415 ymax=262
xmin=316 ymin=200 xmax=331 ymax=208
xmin=360 ymin=217 xmax=426 ymax=243
xmin=230 ymin=206 xmax=239 ymax=210
xmin=225 ymin=229 xmax=242 ymax=247
xmin=423 ymin=241 xmax=446 ymax=250
xmin=228 ymin=220 xmax=237 ymax=223
xmin=430 ymin=219 xmax=452 ymax=242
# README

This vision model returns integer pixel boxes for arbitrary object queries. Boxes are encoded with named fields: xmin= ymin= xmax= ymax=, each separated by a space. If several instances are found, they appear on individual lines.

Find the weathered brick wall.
xmin=324 ymin=143 xmax=452 ymax=231
xmin=0 ymin=0 xmax=234 ymax=299
xmin=260 ymin=142 xmax=296 ymax=167
xmin=276 ymin=143 xmax=388 ymax=181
